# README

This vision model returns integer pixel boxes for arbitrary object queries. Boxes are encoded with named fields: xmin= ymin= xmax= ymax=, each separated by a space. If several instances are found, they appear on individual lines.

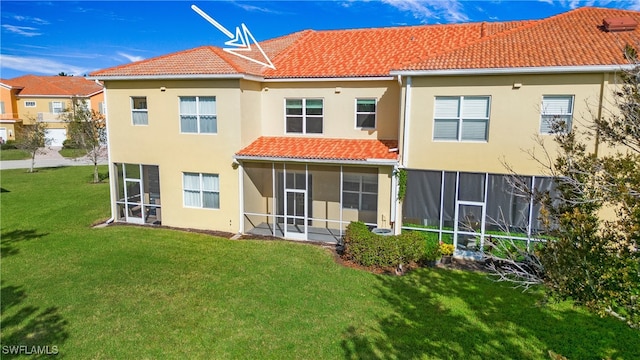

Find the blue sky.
xmin=1 ymin=0 xmax=639 ymax=79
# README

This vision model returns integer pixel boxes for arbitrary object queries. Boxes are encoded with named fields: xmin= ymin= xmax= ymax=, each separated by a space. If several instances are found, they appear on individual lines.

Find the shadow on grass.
xmin=1 ymin=283 xmax=69 ymax=359
xmin=1 ymin=229 xmax=49 ymax=258
xmin=341 ymin=268 xmax=639 ymax=360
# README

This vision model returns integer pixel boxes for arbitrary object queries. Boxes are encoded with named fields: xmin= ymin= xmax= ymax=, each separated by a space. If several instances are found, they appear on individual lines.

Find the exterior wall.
xmin=260 ymin=80 xmax=400 ymax=140
xmin=89 ymin=92 xmax=105 ymax=114
xmin=104 ymin=79 xmax=244 ymax=233
xmin=16 ymin=97 xmax=71 ymax=127
xmin=404 ymin=73 xmax=610 ymax=175
xmin=0 ymin=87 xmax=19 ymax=121
xmin=239 ymin=80 xmax=263 ymax=147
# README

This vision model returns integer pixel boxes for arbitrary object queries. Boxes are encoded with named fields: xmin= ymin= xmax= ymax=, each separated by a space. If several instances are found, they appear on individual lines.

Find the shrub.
xmin=343 ymin=222 xmax=424 ymax=268
xmin=1 ymin=140 xmax=18 ymax=150
xmin=62 ymin=139 xmax=80 ymax=149
xmin=439 ymin=243 xmax=455 ymax=256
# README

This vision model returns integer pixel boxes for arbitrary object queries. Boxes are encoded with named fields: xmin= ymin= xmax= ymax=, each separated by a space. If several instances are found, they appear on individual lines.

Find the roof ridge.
xmin=206 ymin=46 xmax=244 ymax=73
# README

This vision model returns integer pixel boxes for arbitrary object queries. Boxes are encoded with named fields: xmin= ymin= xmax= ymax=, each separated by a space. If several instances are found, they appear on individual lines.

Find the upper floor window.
xmin=99 ymin=101 xmax=107 ymax=115
xmin=50 ymin=101 xmax=64 ymax=114
xmin=183 ymin=172 xmax=220 ymax=209
xmin=285 ymin=98 xmax=323 ymax=134
xmin=131 ymin=97 xmax=148 ymax=125
xmin=356 ymin=98 xmax=376 ymax=129
xmin=434 ymin=96 xmax=490 ymax=141
xmin=180 ymin=96 xmax=217 ymax=134
xmin=25 ymin=101 xmax=36 ymax=107
xmin=540 ymin=95 xmax=573 ymax=134
xmin=343 ymin=173 xmax=378 ymax=211
xmin=0 ymin=101 xmax=5 ymax=115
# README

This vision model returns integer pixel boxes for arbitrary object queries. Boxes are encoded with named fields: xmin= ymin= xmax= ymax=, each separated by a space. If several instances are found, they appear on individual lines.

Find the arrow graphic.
xmin=191 ymin=5 xmax=275 ymax=69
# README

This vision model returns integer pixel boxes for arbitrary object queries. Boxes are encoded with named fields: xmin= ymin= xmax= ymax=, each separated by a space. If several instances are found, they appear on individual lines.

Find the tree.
xmin=15 ymin=119 xmax=51 ymax=173
xmin=60 ymin=99 xmax=107 ymax=183
xmin=487 ymin=60 xmax=640 ymax=328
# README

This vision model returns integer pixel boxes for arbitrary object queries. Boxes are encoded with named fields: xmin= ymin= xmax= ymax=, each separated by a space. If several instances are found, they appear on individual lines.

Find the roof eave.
xmin=234 ymin=154 xmax=398 ymax=166
xmin=390 ymin=65 xmax=636 ymax=76
xmin=87 ymin=73 xmax=264 ymax=82
xmin=263 ymin=76 xmax=396 ymax=82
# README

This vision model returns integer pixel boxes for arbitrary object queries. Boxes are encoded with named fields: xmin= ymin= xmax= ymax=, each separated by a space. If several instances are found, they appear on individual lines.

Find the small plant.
xmin=439 ymin=243 xmax=455 ymax=256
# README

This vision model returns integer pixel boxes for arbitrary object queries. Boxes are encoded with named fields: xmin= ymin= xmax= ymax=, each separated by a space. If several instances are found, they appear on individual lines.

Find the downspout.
xmin=103 ymin=86 xmax=116 ymax=225
xmin=394 ymin=75 xmax=412 ymax=235
xmin=237 ymin=160 xmax=244 ymax=234
xmin=594 ymin=72 xmax=607 ymax=157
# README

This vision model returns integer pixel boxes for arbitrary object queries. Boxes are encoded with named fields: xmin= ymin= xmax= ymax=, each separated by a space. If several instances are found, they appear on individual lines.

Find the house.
xmin=0 ymin=80 xmax=23 ymax=142
xmin=90 ymin=7 xmax=640 ymax=253
xmin=1 ymin=75 xmax=104 ymax=146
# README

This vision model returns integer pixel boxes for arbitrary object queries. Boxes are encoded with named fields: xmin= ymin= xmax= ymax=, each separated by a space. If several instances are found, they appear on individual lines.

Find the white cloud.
xmin=232 ymin=2 xmax=282 ymax=14
xmin=0 ymin=54 xmax=90 ymax=76
xmin=2 ymin=24 xmax=41 ymax=37
xmin=13 ymin=15 xmax=49 ymax=25
xmin=382 ymin=0 xmax=469 ymax=23
xmin=117 ymin=52 xmax=144 ymax=62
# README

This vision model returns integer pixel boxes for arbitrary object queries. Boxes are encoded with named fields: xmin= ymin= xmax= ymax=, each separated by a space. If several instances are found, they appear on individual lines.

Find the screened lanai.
xmin=402 ymin=170 xmax=556 ymax=257
xmin=236 ymin=137 xmax=399 ymax=243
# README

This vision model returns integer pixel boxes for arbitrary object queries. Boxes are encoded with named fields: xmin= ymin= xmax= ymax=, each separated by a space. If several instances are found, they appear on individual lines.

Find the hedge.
xmin=343 ymin=221 xmax=425 ymax=268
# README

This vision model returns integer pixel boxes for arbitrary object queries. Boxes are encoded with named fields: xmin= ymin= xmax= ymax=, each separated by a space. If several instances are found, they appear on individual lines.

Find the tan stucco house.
xmin=90 ymin=7 xmax=640 ymax=254
xmin=1 ymin=75 xmax=104 ymax=146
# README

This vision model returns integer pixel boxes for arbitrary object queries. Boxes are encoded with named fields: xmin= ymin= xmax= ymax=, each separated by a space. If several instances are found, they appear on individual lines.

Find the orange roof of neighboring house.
xmin=4 ymin=75 xmax=103 ymax=97
xmin=236 ymin=136 xmax=399 ymax=162
xmin=91 ymin=7 xmax=640 ymax=79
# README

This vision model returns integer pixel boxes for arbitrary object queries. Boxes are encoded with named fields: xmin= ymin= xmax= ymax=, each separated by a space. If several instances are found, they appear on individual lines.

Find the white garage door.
xmin=45 ymin=129 xmax=67 ymax=147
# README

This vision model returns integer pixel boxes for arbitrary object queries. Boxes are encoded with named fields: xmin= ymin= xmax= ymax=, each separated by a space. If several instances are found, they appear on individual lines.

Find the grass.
xmin=0 ymin=149 xmax=30 ymax=161
xmin=1 ymin=166 xmax=638 ymax=359
xmin=58 ymin=148 xmax=87 ymax=158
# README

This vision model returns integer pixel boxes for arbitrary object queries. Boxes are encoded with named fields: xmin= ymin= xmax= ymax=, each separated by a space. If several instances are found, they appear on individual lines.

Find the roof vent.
xmin=603 ymin=17 xmax=638 ymax=32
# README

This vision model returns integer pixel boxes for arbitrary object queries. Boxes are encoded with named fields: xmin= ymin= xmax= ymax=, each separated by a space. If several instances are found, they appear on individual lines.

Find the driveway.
xmin=0 ymin=147 xmax=108 ymax=170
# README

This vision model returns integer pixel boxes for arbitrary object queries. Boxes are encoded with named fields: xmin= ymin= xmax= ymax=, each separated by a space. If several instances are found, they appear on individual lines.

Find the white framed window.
xmin=285 ymin=98 xmax=323 ymax=134
xmin=355 ymin=98 xmax=376 ymax=129
xmin=183 ymin=172 xmax=220 ymax=209
xmin=99 ymin=101 xmax=107 ymax=115
xmin=24 ymin=101 xmax=36 ymax=107
xmin=131 ymin=97 xmax=148 ymax=125
xmin=50 ymin=101 xmax=64 ymax=114
xmin=433 ymin=96 xmax=490 ymax=141
xmin=0 ymin=101 xmax=5 ymax=115
xmin=180 ymin=96 xmax=217 ymax=134
xmin=540 ymin=95 xmax=573 ymax=134
xmin=343 ymin=173 xmax=378 ymax=211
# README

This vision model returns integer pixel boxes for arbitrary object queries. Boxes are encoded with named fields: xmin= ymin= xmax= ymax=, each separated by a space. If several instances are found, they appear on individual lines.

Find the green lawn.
xmin=1 ymin=166 xmax=638 ymax=359
xmin=58 ymin=148 xmax=87 ymax=158
xmin=0 ymin=149 xmax=30 ymax=161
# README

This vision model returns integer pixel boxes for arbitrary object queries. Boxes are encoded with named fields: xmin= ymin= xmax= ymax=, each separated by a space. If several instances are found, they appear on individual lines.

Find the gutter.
xmin=103 ymin=86 xmax=116 ymax=226
xmin=390 ymin=65 xmax=634 ymax=77
xmin=262 ymin=76 xmax=395 ymax=82
xmin=87 ymin=73 xmax=264 ymax=82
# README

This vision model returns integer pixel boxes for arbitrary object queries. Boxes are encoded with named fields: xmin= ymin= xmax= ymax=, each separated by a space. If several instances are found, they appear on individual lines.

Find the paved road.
xmin=0 ymin=147 xmax=108 ymax=170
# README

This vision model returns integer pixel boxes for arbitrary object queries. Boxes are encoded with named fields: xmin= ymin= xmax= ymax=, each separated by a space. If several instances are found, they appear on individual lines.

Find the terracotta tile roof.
xmin=236 ymin=136 xmax=399 ymax=162
xmin=398 ymin=7 xmax=640 ymax=71
xmin=4 ymin=75 xmax=103 ymax=96
xmin=90 ymin=7 xmax=640 ymax=79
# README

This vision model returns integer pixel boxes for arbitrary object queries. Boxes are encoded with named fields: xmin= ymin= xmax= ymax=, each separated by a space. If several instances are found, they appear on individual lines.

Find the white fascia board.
xmin=390 ymin=65 xmax=635 ymax=77
xmin=87 ymin=74 xmax=264 ymax=82
xmin=17 ymin=95 xmax=75 ymax=98
xmin=263 ymin=76 xmax=395 ymax=82
xmin=234 ymin=155 xmax=398 ymax=166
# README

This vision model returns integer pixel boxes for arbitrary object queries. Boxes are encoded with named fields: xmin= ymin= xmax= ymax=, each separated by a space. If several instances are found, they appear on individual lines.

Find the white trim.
xmin=391 ymin=65 xmax=633 ymax=77
xmin=264 ymin=76 xmax=395 ymax=82
xmin=89 ymin=74 xmax=262 ymax=81
xmin=238 ymin=162 xmax=244 ymax=234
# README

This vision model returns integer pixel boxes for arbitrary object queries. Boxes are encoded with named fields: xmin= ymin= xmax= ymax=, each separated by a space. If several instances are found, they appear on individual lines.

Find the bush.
xmin=343 ymin=222 xmax=425 ymax=268
xmin=62 ymin=139 xmax=80 ymax=149
xmin=1 ymin=140 xmax=18 ymax=150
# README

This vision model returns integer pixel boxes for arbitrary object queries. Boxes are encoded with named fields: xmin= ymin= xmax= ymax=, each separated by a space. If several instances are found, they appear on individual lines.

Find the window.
xmin=540 ymin=95 xmax=573 ymax=134
xmin=99 ymin=101 xmax=107 ymax=115
xmin=433 ymin=96 xmax=490 ymax=141
xmin=183 ymin=173 xmax=219 ymax=209
xmin=50 ymin=101 xmax=64 ymax=114
xmin=25 ymin=101 xmax=36 ymax=107
xmin=0 ymin=101 xmax=5 ymax=114
xmin=131 ymin=97 xmax=148 ymax=125
xmin=356 ymin=98 xmax=376 ymax=129
xmin=180 ymin=96 xmax=217 ymax=134
xmin=343 ymin=173 xmax=378 ymax=211
xmin=286 ymin=98 xmax=323 ymax=134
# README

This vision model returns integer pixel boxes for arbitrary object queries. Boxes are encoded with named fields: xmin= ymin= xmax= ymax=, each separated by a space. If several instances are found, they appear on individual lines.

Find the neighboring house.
xmin=90 ymin=7 xmax=640 ymax=253
xmin=0 ymin=80 xmax=23 ymax=142
xmin=2 ymin=75 xmax=104 ymax=147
